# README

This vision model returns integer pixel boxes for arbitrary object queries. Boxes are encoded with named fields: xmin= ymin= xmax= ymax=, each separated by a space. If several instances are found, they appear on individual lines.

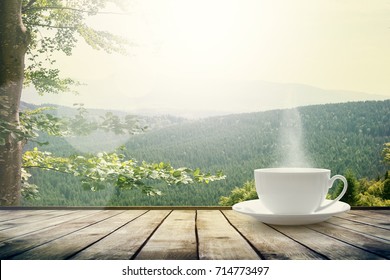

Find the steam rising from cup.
xmin=278 ymin=107 xmax=312 ymax=168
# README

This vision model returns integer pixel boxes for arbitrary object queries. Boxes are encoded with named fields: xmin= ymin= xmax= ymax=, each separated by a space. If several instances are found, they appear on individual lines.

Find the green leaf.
xmin=172 ymin=170 xmax=182 ymax=178
xmin=21 ymin=147 xmax=226 ymax=199
xmin=193 ymin=168 xmax=201 ymax=177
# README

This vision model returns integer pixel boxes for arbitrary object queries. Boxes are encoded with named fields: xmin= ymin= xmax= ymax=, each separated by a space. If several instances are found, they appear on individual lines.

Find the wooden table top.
xmin=0 ymin=208 xmax=389 ymax=260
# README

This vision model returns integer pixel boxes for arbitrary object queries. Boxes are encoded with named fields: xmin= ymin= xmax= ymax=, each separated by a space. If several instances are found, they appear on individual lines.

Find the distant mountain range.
xmin=129 ymin=80 xmax=389 ymax=118
xmin=22 ymin=80 xmax=389 ymax=119
xmin=24 ymin=99 xmax=390 ymax=206
xmin=20 ymin=101 xmax=187 ymax=153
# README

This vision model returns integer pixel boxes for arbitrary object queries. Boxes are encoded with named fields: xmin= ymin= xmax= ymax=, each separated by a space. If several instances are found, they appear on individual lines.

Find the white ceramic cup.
xmin=254 ymin=168 xmax=348 ymax=215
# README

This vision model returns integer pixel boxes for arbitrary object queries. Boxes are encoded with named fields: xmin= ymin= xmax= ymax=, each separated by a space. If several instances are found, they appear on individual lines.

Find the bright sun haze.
xmin=22 ymin=0 xmax=390 ymax=117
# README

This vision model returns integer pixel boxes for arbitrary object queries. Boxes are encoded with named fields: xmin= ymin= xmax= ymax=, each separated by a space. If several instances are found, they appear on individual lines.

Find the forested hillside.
xmin=23 ymin=100 xmax=390 ymax=206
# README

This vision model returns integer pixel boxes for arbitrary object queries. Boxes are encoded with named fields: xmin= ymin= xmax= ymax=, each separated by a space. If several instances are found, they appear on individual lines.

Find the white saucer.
xmin=232 ymin=199 xmax=350 ymax=225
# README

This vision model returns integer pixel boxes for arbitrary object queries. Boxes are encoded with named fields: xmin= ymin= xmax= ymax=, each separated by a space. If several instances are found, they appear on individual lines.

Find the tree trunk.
xmin=0 ymin=0 xmax=29 ymax=206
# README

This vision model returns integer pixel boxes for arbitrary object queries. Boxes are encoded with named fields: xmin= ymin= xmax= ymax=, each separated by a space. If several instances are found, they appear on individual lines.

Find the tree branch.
xmin=23 ymin=5 xmax=95 ymax=14
xmin=22 ymin=5 xmax=130 ymax=15
xmin=22 ymin=0 xmax=38 ymax=13
xmin=22 ymin=165 xmax=72 ymax=175
xmin=27 ymin=23 xmax=77 ymax=30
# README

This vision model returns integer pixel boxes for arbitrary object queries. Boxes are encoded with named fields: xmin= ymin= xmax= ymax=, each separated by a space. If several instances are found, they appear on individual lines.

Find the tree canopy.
xmin=21 ymin=0 xmax=129 ymax=95
xmin=0 ymin=0 xmax=225 ymax=206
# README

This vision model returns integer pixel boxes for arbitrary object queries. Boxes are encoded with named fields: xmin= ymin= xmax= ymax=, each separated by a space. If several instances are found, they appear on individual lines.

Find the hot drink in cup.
xmin=254 ymin=168 xmax=348 ymax=215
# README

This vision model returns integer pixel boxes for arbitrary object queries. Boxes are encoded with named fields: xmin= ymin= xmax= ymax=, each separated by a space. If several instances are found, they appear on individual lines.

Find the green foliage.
xmin=383 ymin=143 xmax=390 ymax=165
xmin=20 ymin=168 xmax=40 ymax=200
xmin=331 ymin=170 xmax=360 ymax=206
xmin=383 ymin=179 xmax=390 ymax=200
xmin=22 ymin=147 xmax=225 ymax=196
xmin=3 ymin=1 xmax=218 ymax=205
xmin=76 ymin=24 xmax=128 ymax=54
xmin=21 ymin=0 xmax=128 ymax=95
xmin=219 ymin=181 xmax=257 ymax=206
xmin=19 ymin=106 xmax=66 ymax=143
xmin=0 ymin=102 xmax=223 ymax=200
xmin=24 ymin=69 xmax=82 ymax=95
xmin=0 ymin=104 xmax=146 ymax=147
xmin=21 ymin=100 xmax=390 ymax=206
xmin=1 ymin=106 xmax=64 ymax=146
xmin=356 ymin=177 xmax=390 ymax=206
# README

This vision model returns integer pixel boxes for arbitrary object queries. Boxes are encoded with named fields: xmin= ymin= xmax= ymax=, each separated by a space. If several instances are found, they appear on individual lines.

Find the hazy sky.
xmin=22 ymin=0 xmax=390 ymax=117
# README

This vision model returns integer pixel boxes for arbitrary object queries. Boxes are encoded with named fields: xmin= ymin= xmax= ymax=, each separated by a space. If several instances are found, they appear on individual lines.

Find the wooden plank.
xmin=1 ymin=209 xmax=387 ymax=260
xmin=197 ymin=210 xmax=260 ymax=260
xmin=222 ymin=210 xmax=325 ymax=260
xmin=71 ymin=210 xmax=170 ymax=260
xmin=0 ymin=224 xmax=14 ymax=231
xmin=342 ymin=212 xmax=390 ymax=230
xmin=0 ymin=210 xmax=56 ymax=222
xmin=10 ymin=210 xmax=133 ymax=260
xmin=135 ymin=210 xmax=197 ymax=260
xmin=0 ymin=210 xmax=75 ymax=231
xmin=0 ymin=210 xmax=99 ymax=242
xmin=0 ymin=206 xmax=233 ymax=210
xmin=271 ymin=224 xmax=385 ymax=260
xmin=327 ymin=216 xmax=390 ymax=241
xmin=0 ymin=210 xmax=78 ymax=228
xmin=0 ymin=210 xmax=108 ymax=259
xmin=0 ymin=210 xmax=100 ymax=242
xmin=350 ymin=210 xmax=390 ymax=221
xmin=307 ymin=222 xmax=390 ymax=259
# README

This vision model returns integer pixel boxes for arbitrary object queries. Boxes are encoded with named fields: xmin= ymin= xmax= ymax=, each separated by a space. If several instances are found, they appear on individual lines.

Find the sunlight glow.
xmin=22 ymin=0 xmax=390 ymax=117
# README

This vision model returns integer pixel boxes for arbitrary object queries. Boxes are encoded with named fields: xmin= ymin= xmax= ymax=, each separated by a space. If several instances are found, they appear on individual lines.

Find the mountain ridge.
xmin=23 ymin=99 xmax=390 ymax=206
xmin=21 ymin=80 xmax=389 ymax=119
xmin=130 ymin=80 xmax=389 ymax=118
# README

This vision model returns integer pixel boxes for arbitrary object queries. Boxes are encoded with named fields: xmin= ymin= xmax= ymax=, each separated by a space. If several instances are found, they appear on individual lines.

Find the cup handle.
xmin=315 ymin=175 xmax=348 ymax=212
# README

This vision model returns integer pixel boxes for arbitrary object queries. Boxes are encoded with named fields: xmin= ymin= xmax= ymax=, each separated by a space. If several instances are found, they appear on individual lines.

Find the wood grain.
xmin=71 ymin=210 xmax=170 ymax=260
xmin=0 ymin=210 xmax=76 ymax=227
xmin=197 ymin=210 xmax=260 ymax=260
xmin=0 ymin=210 xmax=98 ymax=242
xmin=271 ymin=224 xmax=386 ymax=259
xmin=0 ymin=210 xmax=102 ymax=259
xmin=327 ymin=216 xmax=390 ymax=241
xmin=307 ymin=222 xmax=390 ymax=259
xmin=135 ymin=210 xmax=197 ymax=260
xmin=350 ymin=210 xmax=390 ymax=221
xmin=0 ymin=209 xmax=388 ymax=260
xmin=0 ymin=210 xmax=55 ymax=222
xmin=11 ymin=210 xmax=129 ymax=259
xmin=343 ymin=212 xmax=390 ymax=230
xmin=222 ymin=210 xmax=325 ymax=260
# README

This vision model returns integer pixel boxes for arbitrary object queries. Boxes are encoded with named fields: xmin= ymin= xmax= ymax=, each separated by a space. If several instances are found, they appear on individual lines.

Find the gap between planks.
xmin=133 ymin=210 xmax=263 ymax=260
xmin=1 ymin=209 xmax=388 ymax=260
